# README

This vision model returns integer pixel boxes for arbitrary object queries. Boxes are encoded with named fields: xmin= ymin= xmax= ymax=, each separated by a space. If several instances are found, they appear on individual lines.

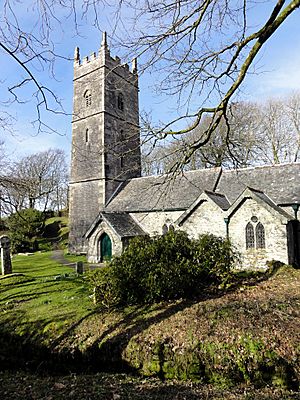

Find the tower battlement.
xmin=74 ymin=32 xmax=138 ymax=79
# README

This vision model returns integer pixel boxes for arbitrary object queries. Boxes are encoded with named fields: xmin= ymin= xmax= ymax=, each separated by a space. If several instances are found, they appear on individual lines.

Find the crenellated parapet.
xmin=73 ymin=32 xmax=138 ymax=84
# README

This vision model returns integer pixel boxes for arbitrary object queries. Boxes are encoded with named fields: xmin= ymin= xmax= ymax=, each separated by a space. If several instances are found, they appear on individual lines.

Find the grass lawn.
xmin=0 ymin=251 xmax=92 ymax=348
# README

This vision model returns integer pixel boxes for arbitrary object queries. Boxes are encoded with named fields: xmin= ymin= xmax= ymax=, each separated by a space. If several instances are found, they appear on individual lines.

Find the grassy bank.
xmin=0 ymin=252 xmax=299 ymax=396
xmin=0 ymin=251 xmax=90 ymax=367
xmin=1 ymin=371 xmax=299 ymax=399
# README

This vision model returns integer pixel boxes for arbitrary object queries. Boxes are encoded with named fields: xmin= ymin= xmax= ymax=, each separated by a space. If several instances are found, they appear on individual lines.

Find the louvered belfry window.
xmin=84 ymin=90 xmax=92 ymax=107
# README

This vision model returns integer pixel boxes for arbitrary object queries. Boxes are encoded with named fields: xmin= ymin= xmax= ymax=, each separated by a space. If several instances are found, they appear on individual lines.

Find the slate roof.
xmin=102 ymin=212 xmax=146 ymax=237
xmin=204 ymin=191 xmax=231 ymax=210
xmin=217 ymin=163 xmax=300 ymax=205
xmin=106 ymin=168 xmax=222 ymax=212
xmin=105 ymin=163 xmax=300 ymax=212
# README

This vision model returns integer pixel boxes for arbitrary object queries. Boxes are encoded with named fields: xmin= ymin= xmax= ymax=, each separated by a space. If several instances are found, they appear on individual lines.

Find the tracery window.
xmin=117 ymin=93 xmax=124 ymax=111
xmin=245 ymin=222 xmax=255 ymax=249
xmin=255 ymin=222 xmax=265 ymax=249
xmin=84 ymin=90 xmax=92 ymax=107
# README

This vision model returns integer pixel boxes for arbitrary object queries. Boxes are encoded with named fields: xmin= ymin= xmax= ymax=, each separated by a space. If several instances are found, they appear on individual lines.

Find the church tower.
xmin=68 ymin=32 xmax=141 ymax=253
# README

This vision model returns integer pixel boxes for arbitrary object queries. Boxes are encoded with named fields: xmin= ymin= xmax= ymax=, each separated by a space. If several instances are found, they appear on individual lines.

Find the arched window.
xmin=85 ymin=128 xmax=89 ymax=143
xmin=117 ymin=93 xmax=124 ymax=111
xmin=245 ymin=222 xmax=255 ymax=249
xmin=84 ymin=90 xmax=92 ymax=107
xmin=256 ymin=222 xmax=265 ymax=249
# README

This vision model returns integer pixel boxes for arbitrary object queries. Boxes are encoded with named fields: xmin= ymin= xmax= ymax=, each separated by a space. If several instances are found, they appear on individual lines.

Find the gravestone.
xmin=0 ymin=235 xmax=12 ymax=275
xmin=76 ymin=261 xmax=83 ymax=274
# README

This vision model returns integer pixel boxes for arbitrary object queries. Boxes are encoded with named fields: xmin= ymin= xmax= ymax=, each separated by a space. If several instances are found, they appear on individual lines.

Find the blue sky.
xmin=1 ymin=1 xmax=300 ymax=162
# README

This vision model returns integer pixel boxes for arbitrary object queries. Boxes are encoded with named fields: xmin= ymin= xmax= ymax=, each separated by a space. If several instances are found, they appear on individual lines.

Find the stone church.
xmin=69 ymin=33 xmax=300 ymax=270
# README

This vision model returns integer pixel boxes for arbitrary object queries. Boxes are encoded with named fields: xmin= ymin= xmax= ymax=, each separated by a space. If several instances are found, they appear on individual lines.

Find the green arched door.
xmin=99 ymin=233 xmax=112 ymax=262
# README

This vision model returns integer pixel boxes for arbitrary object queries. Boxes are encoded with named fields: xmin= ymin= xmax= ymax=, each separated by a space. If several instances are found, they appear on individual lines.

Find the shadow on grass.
xmin=83 ymin=289 xmax=227 ymax=373
xmin=0 ymin=264 xmax=298 ymax=388
xmin=1 ymin=370 xmax=298 ymax=400
xmin=0 ymin=306 xmax=98 ymax=374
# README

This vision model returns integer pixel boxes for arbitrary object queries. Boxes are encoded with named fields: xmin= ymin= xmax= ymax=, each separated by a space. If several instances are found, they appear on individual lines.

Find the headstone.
xmin=76 ymin=261 xmax=83 ymax=274
xmin=0 ymin=235 xmax=12 ymax=275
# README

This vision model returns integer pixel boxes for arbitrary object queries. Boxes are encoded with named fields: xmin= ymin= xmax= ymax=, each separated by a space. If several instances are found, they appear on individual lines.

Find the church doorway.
xmin=99 ymin=233 xmax=112 ymax=262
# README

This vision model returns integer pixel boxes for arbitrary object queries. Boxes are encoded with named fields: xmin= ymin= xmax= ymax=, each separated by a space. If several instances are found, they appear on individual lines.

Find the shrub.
xmin=86 ymin=266 xmax=118 ymax=308
xmin=89 ymin=231 xmax=237 ymax=306
xmin=7 ymin=208 xmax=45 ymax=253
xmin=193 ymin=234 xmax=236 ymax=284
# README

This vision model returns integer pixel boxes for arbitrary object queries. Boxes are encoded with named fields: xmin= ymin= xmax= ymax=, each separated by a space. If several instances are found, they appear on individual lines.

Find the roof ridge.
xmin=128 ymin=166 xmax=222 ymax=182
xmin=224 ymin=161 xmax=300 ymax=173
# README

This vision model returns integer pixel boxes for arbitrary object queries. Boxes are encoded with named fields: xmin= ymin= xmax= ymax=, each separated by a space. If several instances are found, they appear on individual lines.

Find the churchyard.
xmin=0 ymin=250 xmax=299 ymax=399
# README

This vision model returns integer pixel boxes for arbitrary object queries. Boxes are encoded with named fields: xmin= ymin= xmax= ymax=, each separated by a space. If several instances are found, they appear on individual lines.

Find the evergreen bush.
xmin=7 ymin=208 xmax=45 ymax=253
xmin=89 ymin=230 xmax=237 ymax=306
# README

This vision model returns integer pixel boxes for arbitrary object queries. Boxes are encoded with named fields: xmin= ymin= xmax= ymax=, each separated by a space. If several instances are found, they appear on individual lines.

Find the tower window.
xmin=84 ymin=90 xmax=92 ymax=107
xmin=120 ymin=155 xmax=124 ymax=168
xmin=256 ymin=222 xmax=265 ymax=249
xmin=245 ymin=222 xmax=255 ymax=249
xmin=117 ymin=93 xmax=124 ymax=111
xmin=85 ymin=128 xmax=89 ymax=143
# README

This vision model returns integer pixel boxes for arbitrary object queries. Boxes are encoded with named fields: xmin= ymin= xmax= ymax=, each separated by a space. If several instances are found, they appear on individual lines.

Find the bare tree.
xmin=1 ymin=148 xmax=68 ymax=214
xmin=0 ymin=0 xmax=108 ymax=134
xmin=286 ymin=92 xmax=300 ymax=162
xmin=114 ymin=0 xmax=300 ymax=171
xmin=142 ymin=102 xmax=261 ymax=173
xmin=141 ymin=94 xmax=300 ymax=173
xmin=254 ymin=93 xmax=300 ymax=164
xmin=1 ymin=1 xmax=300 ymax=167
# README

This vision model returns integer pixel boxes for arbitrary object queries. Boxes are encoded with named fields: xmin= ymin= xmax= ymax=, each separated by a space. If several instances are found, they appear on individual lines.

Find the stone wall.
xmin=228 ymin=198 xmax=289 ymax=269
xmin=68 ymin=180 xmax=105 ymax=253
xmin=180 ymin=200 xmax=227 ymax=239
xmin=130 ymin=210 xmax=183 ymax=236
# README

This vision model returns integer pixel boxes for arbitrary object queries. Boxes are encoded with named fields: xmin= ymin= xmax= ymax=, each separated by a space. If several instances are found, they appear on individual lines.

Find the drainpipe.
xmin=292 ymin=204 xmax=299 ymax=220
xmin=224 ymin=217 xmax=230 ymax=239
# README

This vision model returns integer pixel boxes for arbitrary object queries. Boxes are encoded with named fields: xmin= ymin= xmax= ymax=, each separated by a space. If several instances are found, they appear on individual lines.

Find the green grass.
xmin=63 ymin=252 xmax=87 ymax=264
xmin=0 ymin=253 xmax=299 ymax=393
xmin=42 ymin=216 xmax=69 ymax=250
xmin=0 ymin=252 xmax=92 ymax=346
xmin=44 ymin=216 xmax=68 ymax=227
